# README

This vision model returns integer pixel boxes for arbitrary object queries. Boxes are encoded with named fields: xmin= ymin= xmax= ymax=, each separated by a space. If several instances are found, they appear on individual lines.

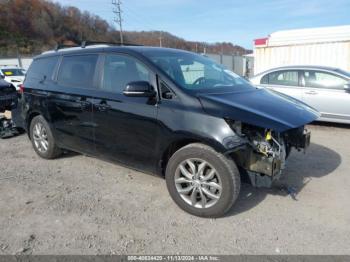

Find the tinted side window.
xmin=101 ymin=54 xmax=151 ymax=93
xmin=303 ymin=71 xmax=348 ymax=89
xmin=57 ymin=55 xmax=98 ymax=88
xmin=268 ymin=70 xmax=299 ymax=86
xmin=26 ymin=56 xmax=59 ymax=81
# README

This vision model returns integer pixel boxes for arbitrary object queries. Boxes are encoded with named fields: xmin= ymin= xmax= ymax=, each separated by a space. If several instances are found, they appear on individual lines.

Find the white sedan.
xmin=250 ymin=65 xmax=350 ymax=124
xmin=0 ymin=66 xmax=26 ymax=90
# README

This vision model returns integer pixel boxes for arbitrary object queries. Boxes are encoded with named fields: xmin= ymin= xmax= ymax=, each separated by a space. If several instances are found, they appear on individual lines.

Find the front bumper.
xmin=233 ymin=128 xmax=311 ymax=188
xmin=287 ymin=127 xmax=311 ymax=150
xmin=301 ymin=130 xmax=311 ymax=149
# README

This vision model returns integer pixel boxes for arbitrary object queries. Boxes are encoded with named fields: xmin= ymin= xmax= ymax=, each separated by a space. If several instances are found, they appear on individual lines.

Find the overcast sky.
xmin=54 ymin=0 xmax=350 ymax=48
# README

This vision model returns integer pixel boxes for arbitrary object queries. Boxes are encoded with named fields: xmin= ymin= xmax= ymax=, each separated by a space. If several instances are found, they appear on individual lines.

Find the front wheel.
xmin=165 ymin=143 xmax=240 ymax=218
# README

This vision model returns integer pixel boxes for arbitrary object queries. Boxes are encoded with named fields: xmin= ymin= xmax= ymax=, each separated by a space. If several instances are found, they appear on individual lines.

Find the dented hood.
xmin=198 ymin=88 xmax=320 ymax=132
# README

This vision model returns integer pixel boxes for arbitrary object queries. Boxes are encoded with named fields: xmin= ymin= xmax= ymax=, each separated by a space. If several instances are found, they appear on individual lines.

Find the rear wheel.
xmin=165 ymin=143 xmax=240 ymax=218
xmin=30 ymin=115 xmax=61 ymax=159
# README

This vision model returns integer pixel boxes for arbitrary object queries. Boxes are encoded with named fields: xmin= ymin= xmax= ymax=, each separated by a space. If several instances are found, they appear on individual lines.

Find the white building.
xmin=253 ymin=25 xmax=350 ymax=74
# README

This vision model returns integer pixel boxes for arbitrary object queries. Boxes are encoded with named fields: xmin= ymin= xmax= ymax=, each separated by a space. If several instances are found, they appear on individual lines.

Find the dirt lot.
xmin=0 ymin=123 xmax=349 ymax=255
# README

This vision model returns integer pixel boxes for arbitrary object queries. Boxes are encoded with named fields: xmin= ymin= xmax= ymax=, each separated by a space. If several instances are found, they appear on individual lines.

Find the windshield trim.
xmin=335 ymin=69 xmax=350 ymax=79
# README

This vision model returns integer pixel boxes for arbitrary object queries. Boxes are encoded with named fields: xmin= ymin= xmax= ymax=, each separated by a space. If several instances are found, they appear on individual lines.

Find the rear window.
xmin=26 ymin=56 xmax=59 ymax=81
xmin=57 ymin=55 xmax=98 ymax=89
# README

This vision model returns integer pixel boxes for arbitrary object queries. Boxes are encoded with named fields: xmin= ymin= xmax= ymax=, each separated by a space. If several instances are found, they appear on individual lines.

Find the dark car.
xmin=0 ymin=76 xmax=17 ymax=113
xmin=16 ymin=44 xmax=319 ymax=217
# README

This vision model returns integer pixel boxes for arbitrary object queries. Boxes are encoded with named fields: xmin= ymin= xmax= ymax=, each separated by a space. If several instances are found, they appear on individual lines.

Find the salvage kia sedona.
xmin=15 ymin=43 xmax=319 ymax=217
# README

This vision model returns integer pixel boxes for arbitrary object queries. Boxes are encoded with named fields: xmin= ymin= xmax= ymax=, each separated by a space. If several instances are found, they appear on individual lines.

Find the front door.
xmin=92 ymin=53 xmax=159 ymax=173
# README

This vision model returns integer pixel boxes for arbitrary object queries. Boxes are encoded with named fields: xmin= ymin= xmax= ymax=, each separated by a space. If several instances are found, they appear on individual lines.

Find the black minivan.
xmin=16 ymin=44 xmax=319 ymax=217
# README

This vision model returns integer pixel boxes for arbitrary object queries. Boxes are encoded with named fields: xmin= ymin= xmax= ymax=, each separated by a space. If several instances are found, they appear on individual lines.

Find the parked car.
xmin=0 ymin=76 xmax=17 ymax=113
xmin=16 ymin=44 xmax=319 ymax=217
xmin=0 ymin=65 xmax=26 ymax=90
xmin=250 ymin=66 xmax=350 ymax=124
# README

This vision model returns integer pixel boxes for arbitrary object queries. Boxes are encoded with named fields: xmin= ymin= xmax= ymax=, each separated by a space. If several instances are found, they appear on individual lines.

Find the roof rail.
xmin=54 ymin=43 xmax=79 ymax=51
xmin=80 ymin=41 xmax=143 ymax=48
xmin=53 ymin=41 xmax=143 ymax=52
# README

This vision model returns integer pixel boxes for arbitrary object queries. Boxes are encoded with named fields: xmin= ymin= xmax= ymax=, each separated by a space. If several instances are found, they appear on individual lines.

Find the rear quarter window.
xmin=26 ymin=56 xmax=59 ymax=82
xmin=261 ymin=74 xmax=269 ymax=84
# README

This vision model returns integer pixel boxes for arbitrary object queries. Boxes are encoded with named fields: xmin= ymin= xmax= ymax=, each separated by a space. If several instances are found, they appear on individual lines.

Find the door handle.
xmin=80 ymin=100 xmax=91 ymax=110
xmin=96 ymin=103 xmax=111 ymax=112
xmin=305 ymin=90 xmax=317 ymax=95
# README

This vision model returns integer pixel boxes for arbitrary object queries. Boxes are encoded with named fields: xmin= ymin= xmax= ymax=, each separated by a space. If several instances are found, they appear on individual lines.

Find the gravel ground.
xmin=0 ymin=123 xmax=349 ymax=255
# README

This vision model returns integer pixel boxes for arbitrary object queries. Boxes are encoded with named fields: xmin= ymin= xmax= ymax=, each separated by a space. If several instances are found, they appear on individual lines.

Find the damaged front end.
xmin=227 ymin=120 xmax=310 ymax=188
xmin=197 ymin=88 xmax=318 ymax=188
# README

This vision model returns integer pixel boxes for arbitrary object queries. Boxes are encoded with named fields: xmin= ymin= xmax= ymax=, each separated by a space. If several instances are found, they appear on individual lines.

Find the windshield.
xmin=142 ymin=49 xmax=255 ymax=92
xmin=335 ymin=68 xmax=350 ymax=79
xmin=1 ymin=68 xmax=25 ymax=76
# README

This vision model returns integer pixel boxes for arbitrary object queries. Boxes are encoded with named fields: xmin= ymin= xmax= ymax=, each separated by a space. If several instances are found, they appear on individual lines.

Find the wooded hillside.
xmin=0 ymin=0 xmax=249 ymax=56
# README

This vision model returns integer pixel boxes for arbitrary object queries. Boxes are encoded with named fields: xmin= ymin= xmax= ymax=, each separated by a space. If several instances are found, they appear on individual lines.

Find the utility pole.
xmin=159 ymin=31 xmax=162 ymax=47
xmin=16 ymin=44 xmax=23 ymax=68
xmin=112 ymin=0 xmax=124 ymax=44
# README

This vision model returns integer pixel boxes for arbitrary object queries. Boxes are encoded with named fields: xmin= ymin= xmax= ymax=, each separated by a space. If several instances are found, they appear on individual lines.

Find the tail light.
xmin=18 ymin=84 xmax=24 ymax=94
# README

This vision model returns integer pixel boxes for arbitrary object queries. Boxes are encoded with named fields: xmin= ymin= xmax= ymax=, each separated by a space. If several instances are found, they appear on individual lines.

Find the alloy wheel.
xmin=33 ymin=122 xmax=49 ymax=153
xmin=174 ymin=158 xmax=222 ymax=209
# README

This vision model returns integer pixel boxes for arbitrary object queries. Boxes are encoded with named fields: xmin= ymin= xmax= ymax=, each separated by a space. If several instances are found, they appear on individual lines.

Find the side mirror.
xmin=123 ymin=81 xmax=156 ymax=97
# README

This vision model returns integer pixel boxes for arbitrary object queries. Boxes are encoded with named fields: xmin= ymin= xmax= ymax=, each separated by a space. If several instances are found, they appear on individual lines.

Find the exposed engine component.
xmin=227 ymin=120 xmax=311 ymax=188
xmin=228 ymin=122 xmax=288 ymax=180
xmin=239 ymin=124 xmax=287 ymax=170
xmin=250 ymin=129 xmax=287 ymax=170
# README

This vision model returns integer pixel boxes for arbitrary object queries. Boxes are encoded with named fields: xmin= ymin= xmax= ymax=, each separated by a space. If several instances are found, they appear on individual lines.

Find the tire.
xmin=29 ymin=115 xmax=61 ymax=159
xmin=165 ymin=143 xmax=240 ymax=218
